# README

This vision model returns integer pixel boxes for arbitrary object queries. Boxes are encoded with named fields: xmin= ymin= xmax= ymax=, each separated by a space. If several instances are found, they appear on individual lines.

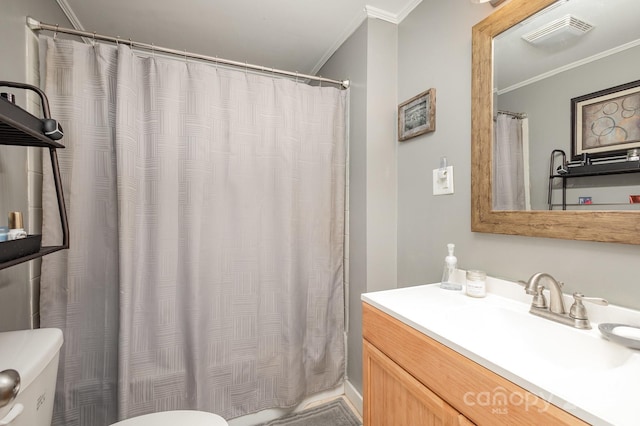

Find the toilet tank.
xmin=0 ymin=328 xmax=63 ymax=426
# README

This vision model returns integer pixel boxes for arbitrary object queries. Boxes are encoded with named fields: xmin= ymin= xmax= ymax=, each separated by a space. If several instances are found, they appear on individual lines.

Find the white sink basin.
xmin=449 ymin=304 xmax=635 ymax=372
xmin=362 ymin=277 xmax=640 ymax=426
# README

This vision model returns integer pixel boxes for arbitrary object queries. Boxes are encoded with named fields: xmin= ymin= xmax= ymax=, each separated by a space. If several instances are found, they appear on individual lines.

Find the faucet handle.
xmin=569 ymin=292 xmax=608 ymax=320
xmin=573 ymin=292 xmax=608 ymax=305
xmin=531 ymin=285 xmax=547 ymax=308
xmin=518 ymin=280 xmax=547 ymax=308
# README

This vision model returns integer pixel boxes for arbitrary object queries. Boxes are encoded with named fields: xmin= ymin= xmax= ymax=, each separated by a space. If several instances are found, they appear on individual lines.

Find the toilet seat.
xmin=111 ymin=410 xmax=228 ymax=426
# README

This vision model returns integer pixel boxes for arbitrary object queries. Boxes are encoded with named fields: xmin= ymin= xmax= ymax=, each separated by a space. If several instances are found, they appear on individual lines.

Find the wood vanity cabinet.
xmin=362 ymin=302 xmax=588 ymax=426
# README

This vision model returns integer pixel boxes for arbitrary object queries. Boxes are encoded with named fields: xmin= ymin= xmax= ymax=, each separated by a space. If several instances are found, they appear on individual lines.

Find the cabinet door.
xmin=363 ymin=339 xmax=474 ymax=426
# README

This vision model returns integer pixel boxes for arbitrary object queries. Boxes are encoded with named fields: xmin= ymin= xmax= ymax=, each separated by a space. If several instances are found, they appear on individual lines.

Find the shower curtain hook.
xmin=215 ymin=56 xmax=218 ymax=70
xmin=92 ymin=31 xmax=96 ymax=46
xmin=151 ymin=43 xmax=155 ymax=58
xmin=244 ymin=62 xmax=248 ymax=75
xmin=295 ymin=72 xmax=298 ymax=84
xmin=115 ymin=36 xmax=120 ymax=46
xmin=53 ymin=24 xmax=59 ymax=40
xmin=184 ymin=49 xmax=188 ymax=63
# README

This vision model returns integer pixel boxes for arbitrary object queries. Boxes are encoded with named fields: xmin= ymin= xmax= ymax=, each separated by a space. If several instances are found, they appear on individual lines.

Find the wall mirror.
xmin=471 ymin=0 xmax=640 ymax=244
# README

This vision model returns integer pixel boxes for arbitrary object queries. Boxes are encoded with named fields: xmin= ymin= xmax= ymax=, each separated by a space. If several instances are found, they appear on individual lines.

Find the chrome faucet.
xmin=519 ymin=272 xmax=608 ymax=329
xmin=520 ymin=272 xmax=566 ymax=314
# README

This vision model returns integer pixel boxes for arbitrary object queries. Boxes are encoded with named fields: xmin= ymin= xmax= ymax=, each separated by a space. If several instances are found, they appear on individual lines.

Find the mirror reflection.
xmin=493 ymin=0 xmax=640 ymax=211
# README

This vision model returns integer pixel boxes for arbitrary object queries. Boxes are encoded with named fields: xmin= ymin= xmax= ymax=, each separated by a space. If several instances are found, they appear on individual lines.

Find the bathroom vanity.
xmin=362 ymin=277 xmax=640 ymax=425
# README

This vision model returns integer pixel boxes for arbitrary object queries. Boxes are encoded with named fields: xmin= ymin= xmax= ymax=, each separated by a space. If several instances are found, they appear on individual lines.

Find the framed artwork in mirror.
xmin=571 ymin=79 xmax=640 ymax=161
xmin=398 ymin=88 xmax=435 ymax=141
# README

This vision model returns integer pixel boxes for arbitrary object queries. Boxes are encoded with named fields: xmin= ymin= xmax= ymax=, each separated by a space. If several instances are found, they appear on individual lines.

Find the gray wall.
xmin=319 ymin=17 xmax=398 ymax=395
xmin=0 ymin=0 xmax=71 ymax=331
xmin=498 ymin=45 xmax=640 ymax=210
xmin=397 ymin=0 xmax=640 ymax=309
xmin=319 ymin=20 xmax=369 ymax=397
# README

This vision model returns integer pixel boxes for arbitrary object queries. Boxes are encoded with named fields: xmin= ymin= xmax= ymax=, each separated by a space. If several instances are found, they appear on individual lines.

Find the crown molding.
xmin=497 ymin=38 xmax=640 ymax=95
xmin=311 ymin=7 xmax=368 ymax=75
xmin=365 ymin=5 xmax=398 ymax=24
xmin=396 ymin=0 xmax=423 ymax=23
xmin=312 ymin=1 xmax=422 ymax=74
xmin=365 ymin=0 xmax=422 ymax=24
xmin=55 ymin=0 xmax=85 ymax=30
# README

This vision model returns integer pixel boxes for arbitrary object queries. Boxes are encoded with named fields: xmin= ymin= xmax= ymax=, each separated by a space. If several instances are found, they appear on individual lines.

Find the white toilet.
xmin=0 ymin=328 xmax=227 ymax=426
xmin=0 ymin=328 xmax=63 ymax=426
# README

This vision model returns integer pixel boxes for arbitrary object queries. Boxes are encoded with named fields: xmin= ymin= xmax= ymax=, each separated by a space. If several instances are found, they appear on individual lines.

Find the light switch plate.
xmin=433 ymin=166 xmax=454 ymax=195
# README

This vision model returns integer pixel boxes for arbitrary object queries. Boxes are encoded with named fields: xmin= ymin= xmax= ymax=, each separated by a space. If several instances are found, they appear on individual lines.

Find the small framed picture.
xmin=398 ymin=88 xmax=436 ymax=141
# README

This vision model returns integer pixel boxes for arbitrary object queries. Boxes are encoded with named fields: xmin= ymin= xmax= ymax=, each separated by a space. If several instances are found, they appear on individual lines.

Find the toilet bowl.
xmin=111 ymin=410 xmax=228 ymax=426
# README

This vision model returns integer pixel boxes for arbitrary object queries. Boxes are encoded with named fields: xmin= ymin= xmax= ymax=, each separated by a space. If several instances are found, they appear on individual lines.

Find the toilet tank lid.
xmin=0 ymin=328 xmax=63 ymax=392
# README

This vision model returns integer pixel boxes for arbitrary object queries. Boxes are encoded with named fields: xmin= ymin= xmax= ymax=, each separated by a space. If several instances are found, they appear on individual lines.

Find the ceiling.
xmin=494 ymin=0 xmax=640 ymax=92
xmin=56 ymin=0 xmax=422 ymax=77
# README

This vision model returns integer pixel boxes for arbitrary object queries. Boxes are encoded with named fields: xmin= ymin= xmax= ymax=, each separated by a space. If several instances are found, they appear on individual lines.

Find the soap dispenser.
xmin=440 ymin=243 xmax=461 ymax=290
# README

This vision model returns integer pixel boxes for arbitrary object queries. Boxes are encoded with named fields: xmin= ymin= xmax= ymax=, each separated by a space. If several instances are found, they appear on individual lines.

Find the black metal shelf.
xmin=0 ymin=245 xmax=66 ymax=270
xmin=548 ymin=149 xmax=640 ymax=210
xmin=0 ymin=81 xmax=69 ymax=270
xmin=552 ymin=160 xmax=640 ymax=179
xmin=550 ymin=203 xmax=640 ymax=207
xmin=0 ymin=97 xmax=64 ymax=148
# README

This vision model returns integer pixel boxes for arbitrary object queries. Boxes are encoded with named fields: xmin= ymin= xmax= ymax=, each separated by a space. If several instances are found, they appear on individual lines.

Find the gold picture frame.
xmin=398 ymin=88 xmax=436 ymax=141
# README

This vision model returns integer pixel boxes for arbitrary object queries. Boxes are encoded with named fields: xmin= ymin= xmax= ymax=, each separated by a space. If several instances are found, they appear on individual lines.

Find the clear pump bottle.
xmin=440 ymin=243 xmax=461 ymax=290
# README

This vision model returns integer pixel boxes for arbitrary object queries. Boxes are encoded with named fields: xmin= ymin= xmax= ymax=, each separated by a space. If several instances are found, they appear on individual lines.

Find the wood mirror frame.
xmin=471 ymin=0 xmax=640 ymax=245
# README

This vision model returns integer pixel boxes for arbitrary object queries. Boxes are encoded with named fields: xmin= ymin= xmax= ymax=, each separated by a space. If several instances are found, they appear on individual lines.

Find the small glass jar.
xmin=466 ymin=270 xmax=487 ymax=298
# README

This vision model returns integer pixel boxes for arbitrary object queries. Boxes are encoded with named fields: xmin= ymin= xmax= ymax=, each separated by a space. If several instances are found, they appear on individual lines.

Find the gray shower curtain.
xmin=40 ymin=37 xmax=347 ymax=425
xmin=493 ymin=113 xmax=529 ymax=210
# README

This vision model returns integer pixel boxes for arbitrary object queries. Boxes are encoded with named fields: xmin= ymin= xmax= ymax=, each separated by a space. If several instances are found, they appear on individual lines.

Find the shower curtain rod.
xmin=26 ymin=17 xmax=350 ymax=90
xmin=496 ymin=110 xmax=527 ymax=119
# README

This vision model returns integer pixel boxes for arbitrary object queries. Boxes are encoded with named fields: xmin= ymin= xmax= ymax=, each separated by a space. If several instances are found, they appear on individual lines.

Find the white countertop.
xmin=361 ymin=276 xmax=640 ymax=426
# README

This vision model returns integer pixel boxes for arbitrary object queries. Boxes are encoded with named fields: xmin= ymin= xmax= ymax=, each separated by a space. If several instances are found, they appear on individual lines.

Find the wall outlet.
xmin=433 ymin=166 xmax=454 ymax=195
